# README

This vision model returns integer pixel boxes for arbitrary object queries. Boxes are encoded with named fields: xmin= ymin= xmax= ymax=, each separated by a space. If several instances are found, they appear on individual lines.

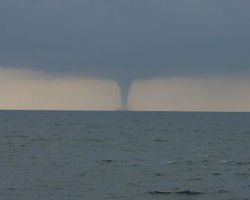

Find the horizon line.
xmin=0 ymin=109 xmax=250 ymax=113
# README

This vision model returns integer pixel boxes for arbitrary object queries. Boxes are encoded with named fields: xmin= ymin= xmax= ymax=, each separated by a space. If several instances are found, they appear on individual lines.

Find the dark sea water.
xmin=0 ymin=111 xmax=250 ymax=200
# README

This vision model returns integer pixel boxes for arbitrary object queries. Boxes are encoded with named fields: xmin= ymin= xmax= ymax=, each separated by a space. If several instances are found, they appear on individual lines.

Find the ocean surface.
xmin=0 ymin=111 xmax=250 ymax=200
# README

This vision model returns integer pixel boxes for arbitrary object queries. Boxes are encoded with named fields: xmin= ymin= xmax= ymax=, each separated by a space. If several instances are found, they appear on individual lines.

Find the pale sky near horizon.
xmin=0 ymin=68 xmax=120 ymax=110
xmin=1 ymin=68 xmax=250 ymax=111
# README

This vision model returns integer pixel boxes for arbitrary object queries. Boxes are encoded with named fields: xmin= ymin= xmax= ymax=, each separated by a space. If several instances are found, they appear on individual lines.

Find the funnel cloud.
xmin=0 ymin=0 xmax=250 ymax=109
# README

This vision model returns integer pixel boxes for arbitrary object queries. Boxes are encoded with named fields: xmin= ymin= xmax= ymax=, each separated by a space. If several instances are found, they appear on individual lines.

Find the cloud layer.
xmin=1 ymin=0 xmax=250 ymax=80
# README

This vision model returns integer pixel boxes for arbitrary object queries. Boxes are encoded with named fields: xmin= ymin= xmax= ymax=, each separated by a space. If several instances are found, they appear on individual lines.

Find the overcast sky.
xmin=1 ymin=0 xmax=250 ymax=80
xmin=0 ymin=1 xmax=250 ymax=110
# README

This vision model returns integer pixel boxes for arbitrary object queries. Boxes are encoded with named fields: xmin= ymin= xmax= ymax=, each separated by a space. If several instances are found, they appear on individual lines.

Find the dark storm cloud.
xmin=0 ymin=0 xmax=250 ymax=80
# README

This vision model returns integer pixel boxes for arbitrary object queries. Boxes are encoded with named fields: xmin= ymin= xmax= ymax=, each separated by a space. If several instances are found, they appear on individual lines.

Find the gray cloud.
xmin=1 ymin=0 xmax=250 ymax=77
xmin=1 ymin=0 xmax=250 ymax=108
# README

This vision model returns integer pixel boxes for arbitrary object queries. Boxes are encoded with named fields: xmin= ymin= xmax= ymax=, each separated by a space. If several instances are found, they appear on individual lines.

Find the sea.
xmin=0 ymin=111 xmax=250 ymax=200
